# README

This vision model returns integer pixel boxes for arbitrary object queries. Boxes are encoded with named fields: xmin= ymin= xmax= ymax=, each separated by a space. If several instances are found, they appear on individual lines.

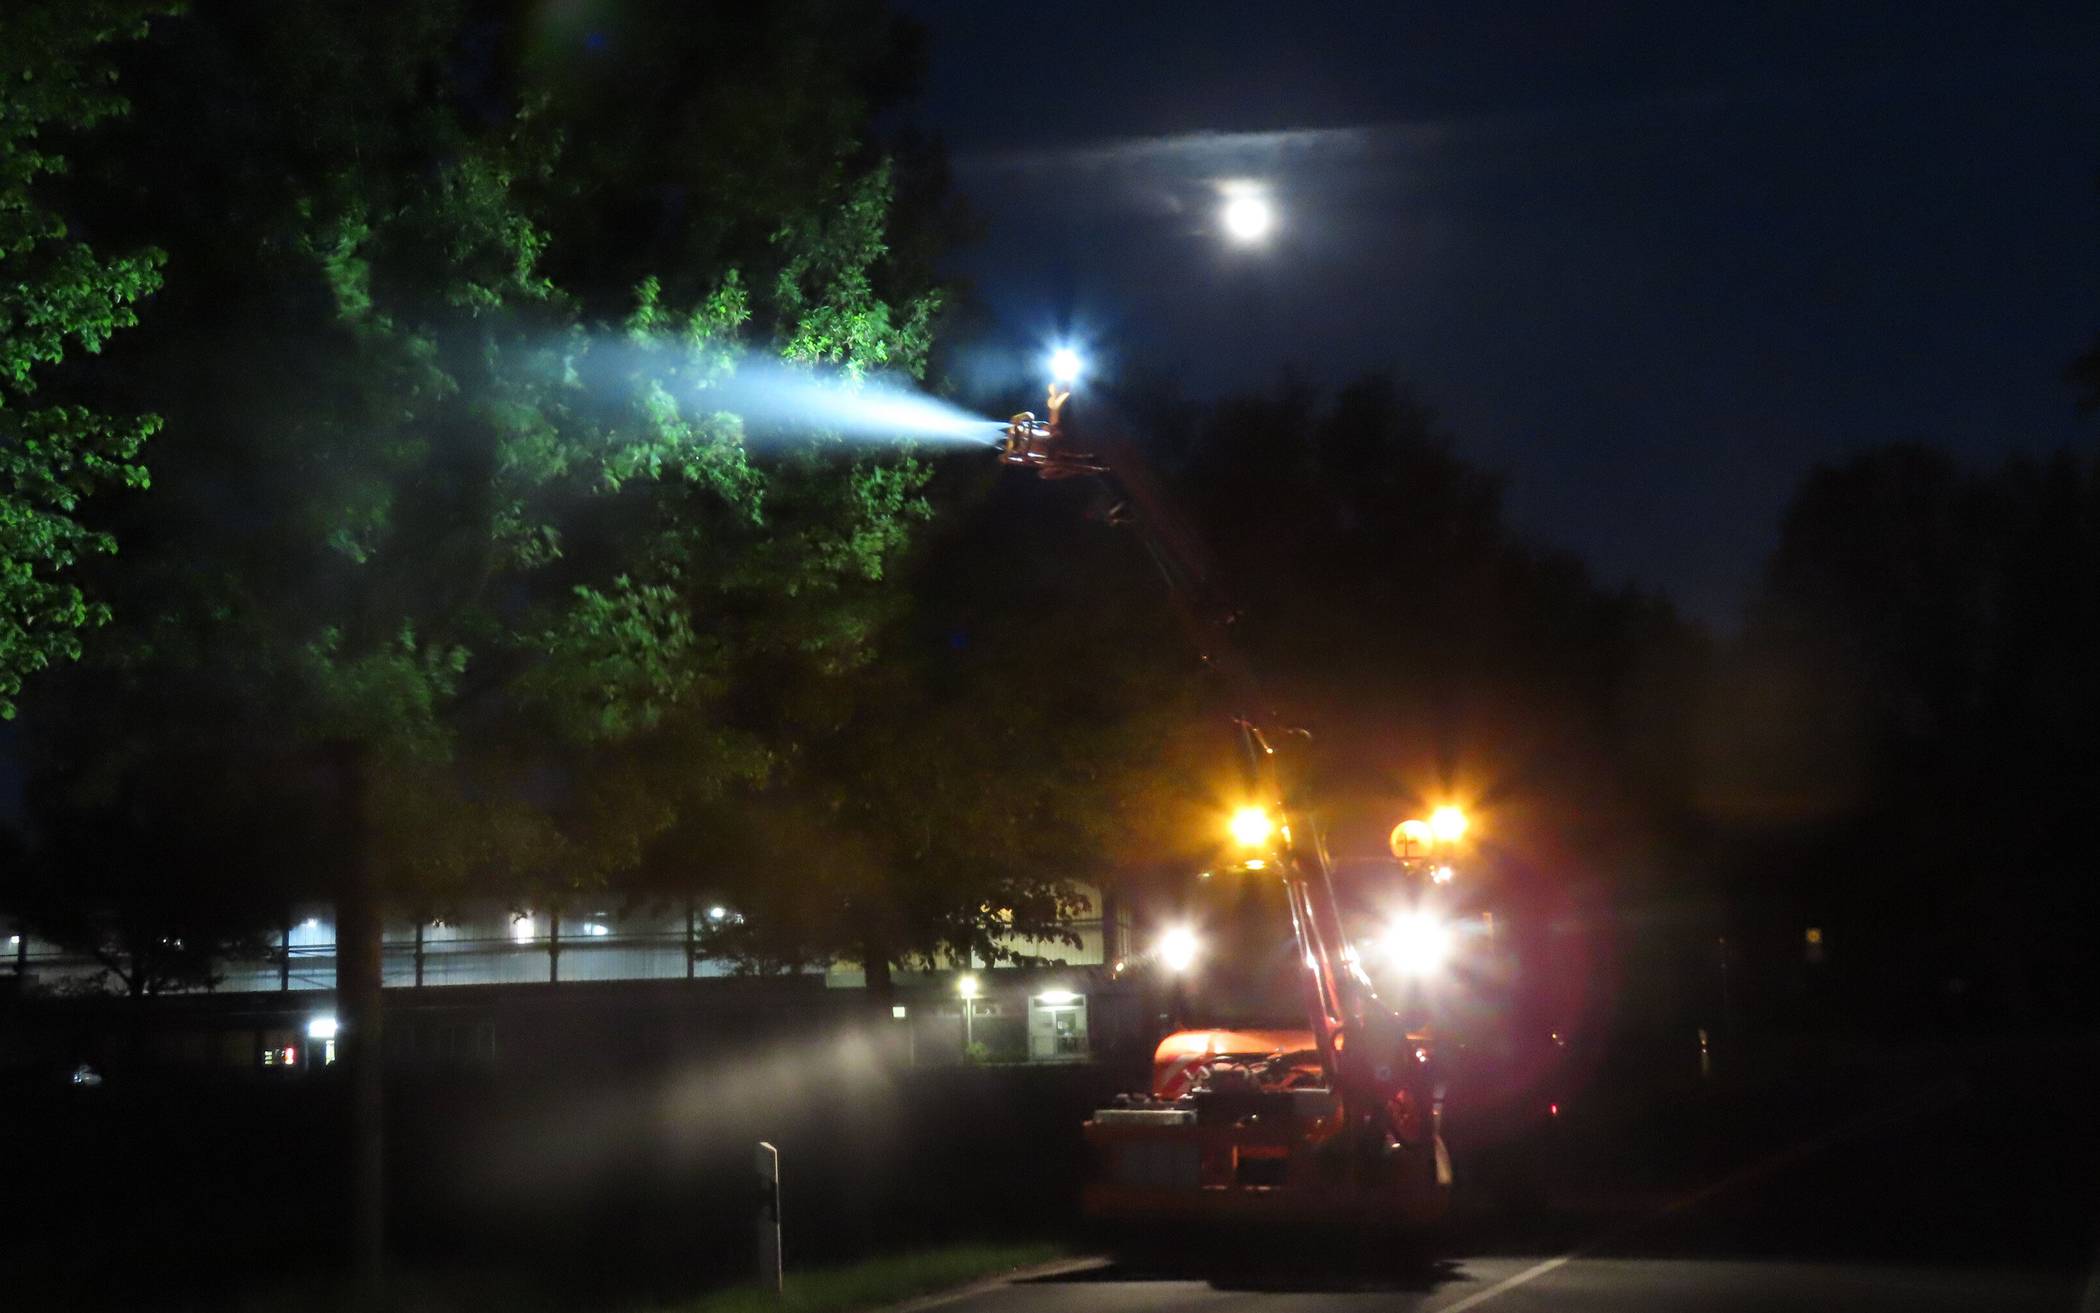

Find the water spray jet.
xmin=699 ymin=359 xmax=1006 ymax=448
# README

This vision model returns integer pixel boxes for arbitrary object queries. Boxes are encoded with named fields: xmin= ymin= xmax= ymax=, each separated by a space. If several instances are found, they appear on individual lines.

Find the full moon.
xmin=1221 ymin=192 xmax=1275 ymax=243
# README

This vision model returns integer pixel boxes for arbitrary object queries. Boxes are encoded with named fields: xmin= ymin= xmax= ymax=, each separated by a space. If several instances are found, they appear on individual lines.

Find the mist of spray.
xmin=698 ymin=358 xmax=1007 ymax=447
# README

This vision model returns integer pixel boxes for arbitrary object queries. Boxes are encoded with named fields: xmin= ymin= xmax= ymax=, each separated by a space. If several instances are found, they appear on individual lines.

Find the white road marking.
xmin=1425 ymin=1079 xmax=1972 ymax=1311
xmin=1435 ymin=1252 xmax=1576 ymax=1313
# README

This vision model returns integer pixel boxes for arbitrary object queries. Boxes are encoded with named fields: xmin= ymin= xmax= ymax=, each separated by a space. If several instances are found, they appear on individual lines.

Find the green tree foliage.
xmin=12 ymin=0 xmax=945 ymax=966
xmin=670 ymin=461 xmax=1212 ymax=984
xmin=0 ymin=1 xmax=168 ymax=719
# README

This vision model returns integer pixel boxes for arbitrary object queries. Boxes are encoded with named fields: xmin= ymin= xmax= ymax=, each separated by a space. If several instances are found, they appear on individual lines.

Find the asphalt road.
xmin=930 ymin=1047 xmax=2100 ymax=1313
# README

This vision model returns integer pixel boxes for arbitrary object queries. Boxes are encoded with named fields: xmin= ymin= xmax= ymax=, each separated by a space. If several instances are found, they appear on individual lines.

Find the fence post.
xmin=756 ymin=1140 xmax=782 ymax=1296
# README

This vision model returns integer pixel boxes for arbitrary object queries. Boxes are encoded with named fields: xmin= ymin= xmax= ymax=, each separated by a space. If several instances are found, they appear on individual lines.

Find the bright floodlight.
xmin=1221 ymin=192 xmax=1274 ymax=243
xmin=957 ymin=973 xmax=980 ymax=1000
xmin=1430 ymin=805 xmax=1469 ymax=843
xmin=307 ymin=1015 xmax=339 ymax=1041
xmin=1228 ymin=805 xmax=1275 ymax=849
xmin=1157 ymin=925 xmax=1200 ymax=974
xmin=1048 ymin=347 xmax=1085 ymax=387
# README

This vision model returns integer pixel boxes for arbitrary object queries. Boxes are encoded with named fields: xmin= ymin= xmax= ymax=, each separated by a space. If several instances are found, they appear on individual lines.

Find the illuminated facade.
xmin=6 ymin=887 xmax=1126 ymax=994
xmin=2 ymin=889 xmax=1135 ymax=1070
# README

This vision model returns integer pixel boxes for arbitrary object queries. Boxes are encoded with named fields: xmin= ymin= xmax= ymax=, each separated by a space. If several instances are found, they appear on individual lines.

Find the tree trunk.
xmin=126 ymin=970 xmax=149 ymax=1075
xmin=330 ymin=741 xmax=386 ymax=1304
xmin=862 ymin=942 xmax=893 ymax=1005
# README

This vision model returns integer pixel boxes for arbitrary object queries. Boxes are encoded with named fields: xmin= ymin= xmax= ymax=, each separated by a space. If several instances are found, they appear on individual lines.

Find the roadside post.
xmin=756 ymin=1140 xmax=782 ymax=1296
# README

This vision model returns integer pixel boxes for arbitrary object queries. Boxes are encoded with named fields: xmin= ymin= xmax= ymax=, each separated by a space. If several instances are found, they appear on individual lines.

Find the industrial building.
xmin=1 ymin=889 xmax=1142 ymax=1078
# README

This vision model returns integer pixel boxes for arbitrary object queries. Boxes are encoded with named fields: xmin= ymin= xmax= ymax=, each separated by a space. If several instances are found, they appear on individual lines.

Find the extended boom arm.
xmin=999 ymin=388 xmax=1433 ymax=1153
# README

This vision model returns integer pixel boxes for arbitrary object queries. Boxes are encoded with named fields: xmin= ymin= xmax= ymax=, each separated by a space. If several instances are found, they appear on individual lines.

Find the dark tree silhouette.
xmin=1713 ymin=445 xmax=2100 ymax=1028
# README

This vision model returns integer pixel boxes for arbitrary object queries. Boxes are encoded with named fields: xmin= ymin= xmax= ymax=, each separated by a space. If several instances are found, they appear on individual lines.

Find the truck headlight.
xmin=1157 ymin=925 xmax=1200 ymax=973
xmin=1380 ymin=913 xmax=1452 ymax=978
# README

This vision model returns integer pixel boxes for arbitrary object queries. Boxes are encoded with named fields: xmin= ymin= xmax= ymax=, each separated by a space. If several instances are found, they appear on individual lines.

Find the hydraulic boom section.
xmin=998 ymin=386 xmax=1448 ymax=1226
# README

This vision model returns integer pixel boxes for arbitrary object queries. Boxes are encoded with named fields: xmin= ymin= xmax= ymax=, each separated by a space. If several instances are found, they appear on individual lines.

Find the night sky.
xmin=897 ymin=1 xmax=2100 ymax=624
